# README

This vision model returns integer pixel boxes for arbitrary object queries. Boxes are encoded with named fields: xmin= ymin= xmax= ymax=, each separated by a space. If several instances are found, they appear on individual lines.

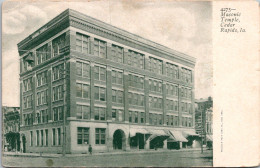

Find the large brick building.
xmin=18 ymin=9 xmax=196 ymax=154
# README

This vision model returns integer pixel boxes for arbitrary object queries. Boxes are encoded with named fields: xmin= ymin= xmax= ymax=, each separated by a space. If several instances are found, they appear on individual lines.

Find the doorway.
xmin=113 ymin=129 xmax=126 ymax=150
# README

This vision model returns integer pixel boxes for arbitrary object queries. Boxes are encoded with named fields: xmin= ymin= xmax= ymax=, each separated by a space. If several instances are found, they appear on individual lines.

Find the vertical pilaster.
xmin=90 ymin=37 xmax=95 ymax=55
xmin=67 ymin=58 xmax=76 ymax=118
xmin=191 ymin=70 xmax=195 ymax=127
xmin=106 ymin=66 xmax=112 ymax=121
xmin=106 ymin=43 xmax=112 ymax=61
xmin=162 ymin=81 xmax=167 ymax=126
xmin=178 ymin=85 xmax=182 ymax=127
xmin=123 ymin=71 xmax=129 ymax=122
xmin=32 ymin=73 xmax=37 ymax=124
xmin=20 ymin=81 xmax=23 ymax=126
xmin=47 ymin=68 xmax=52 ymax=122
xmin=123 ymin=48 xmax=128 ymax=64
xmin=47 ymin=41 xmax=52 ymax=60
xmin=144 ymin=55 xmax=149 ymax=71
xmin=65 ymin=30 xmax=71 ymax=47
xmin=69 ymin=30 xmax=76 ymax=51
xmin=162 ymin=61 xmax=166 ymax=76
xmin=90 ymin=63 xmax=95 ymax=120
xmin=144 ymin=76 xmax=150 ymax=125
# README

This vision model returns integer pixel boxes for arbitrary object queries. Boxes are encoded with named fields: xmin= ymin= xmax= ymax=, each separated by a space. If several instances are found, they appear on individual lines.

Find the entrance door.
xmin=113 ymin=129 xmax=126 ymax=150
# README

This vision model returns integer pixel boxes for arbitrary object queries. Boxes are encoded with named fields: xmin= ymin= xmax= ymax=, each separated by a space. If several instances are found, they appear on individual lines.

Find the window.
xmin=53 ymin=106 xmax=63 ymax=121
xmin=36 ymin=71 xmax=47 ymax=87
xmin=128 ymin=74 xmax=144 ymax=89
xmin=36 ymin=44 xmax=49 ymax=65
xmin=94 ymin=107 xmax=106 ymax=120
xmin=140 ymin=112 xmax=145 ymax=123
xmin=94 ymin=39 xmax=106 ymax=58
xmin=77 ymin=127 xmax=90 ymax=145
xmin=149 ymin=96 xmax=163 ymax=109
xmin=111 ymin=45 xmax=123 ymax=63
xmin=23 ymin=95 xmax=33 ymax=109
xmin=45 ymin=129 xmax=48 ymax=146
xmin=134 ymin=112 xmax=138 ymax=123
xmin=112 ymin=70 xmax=123 ymax=85
xmin=76 ymin=83 xmax=90 ymax=99
xmin=57 ymin=128 xmax=61 ymax=145
xmin=36 ymin=130 xmax=40 ymax=146
xmin=94 ymin=86 xmax=106 ymax=101
xmin=53 ymin=85 xmax=63 ymax=101
xmin=95 ymin=128 xmax=106 ymax=144
xmin=76 ymin=61 xmax=90 ymax=78
xmin=148 ymin=57 xmax=163 ymax=74
xmin=30 ymin=131 xmax=33 ymax=146
xmin=41 ymin=130 xmax=44 ymax=146
xmin=76 ymin=105 xmax=90 ymax=119
xmin=52 ymin=128 xmax=56 ymax=146
xmin=166 ymin=63 xmax=178 ymax=79
xmin=126 ymin=50 xmax=144 ymax=69
xmin=112 ymin=90 xmax=123 ymax=104
xmin=52 ymin=34 xmax=66 ymax=57
xmin=23 ymin=78 xmax=32 ymax=92
xmin=128 ymin=92 xmax=144 ymax=106
xmin=112 ymin=109 xmax=117 ymax=121
xmin=52 ymin=64 xmax=64 ymax=81
xmin=94 ymin=66 xmax=106 ymax=81
xmin=181 ymin=68 xmax=192 ymax=83
xmin=37 ymin=90 xmax=48 ymax=105
xmin=129 ymin=111 xmax=132 ymax=123
xmin=149 ymin=79 xmax=162 ymax=93
xmin=76 ymin=33 xmax=89 ymax=53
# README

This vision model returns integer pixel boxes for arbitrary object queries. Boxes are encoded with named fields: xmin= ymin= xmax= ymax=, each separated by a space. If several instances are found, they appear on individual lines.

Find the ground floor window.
xmin=30 ymin=131 xmax=33 ymax=146
xmin=45 ymin=129 xmax=48 ymax=146
xmin=52 ymin=128 xmax=56 ymax=146
xmin=95 ymin=128 xmax=106 ymax=144
xmin=77 ymin=127 xmax=90 ymax=145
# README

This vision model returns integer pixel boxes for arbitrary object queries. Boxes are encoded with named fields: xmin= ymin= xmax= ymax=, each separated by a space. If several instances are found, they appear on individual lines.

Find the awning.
xmin=168 ymin=130 xmax=188 ymax=142
xmin=206 ymin=135 xmax=213 ymax=141
xmin=146 ymin=129 xmax=170 ymax=141
xmin=129 ymin=128 xmax=149 ymax=137
xmin=183 ymin=130 xmax=199 ymax=138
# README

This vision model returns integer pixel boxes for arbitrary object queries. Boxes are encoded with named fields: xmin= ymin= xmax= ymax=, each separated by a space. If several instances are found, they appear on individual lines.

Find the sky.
xmin=2 ymin=0 xmax=212 ymax=106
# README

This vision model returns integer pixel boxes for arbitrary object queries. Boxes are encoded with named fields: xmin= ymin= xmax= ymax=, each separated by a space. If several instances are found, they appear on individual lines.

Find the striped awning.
xmin=129 ymin=128 xmax=149 ymax=137
xmin=168 ymin=130 xmax=188 ymax=142
xmin=183 ymin=130 xmax=199 ymax=138
xmin=146 ymin=129 xmax=170 ymax=141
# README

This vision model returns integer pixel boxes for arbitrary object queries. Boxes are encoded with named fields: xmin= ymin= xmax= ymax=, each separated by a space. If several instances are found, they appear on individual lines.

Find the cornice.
xmin=17 ymin=8 xmax=196 ymax=67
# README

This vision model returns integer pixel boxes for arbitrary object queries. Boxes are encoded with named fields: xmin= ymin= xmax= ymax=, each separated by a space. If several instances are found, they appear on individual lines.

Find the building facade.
xmin=18 ymin=9 xmax=196 ymax=154
xmin=2 ymin=106 xmax=20 ymax=151
xmin=195 ymin=97 xmax=213 ymax=147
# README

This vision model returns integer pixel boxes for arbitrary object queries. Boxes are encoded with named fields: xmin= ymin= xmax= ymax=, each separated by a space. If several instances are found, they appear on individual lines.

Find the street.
xmin=2 ymin=150 xmax=212 ymax=167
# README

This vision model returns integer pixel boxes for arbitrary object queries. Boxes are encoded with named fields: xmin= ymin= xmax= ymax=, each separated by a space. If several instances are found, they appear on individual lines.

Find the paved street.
xmin=2 ymin=150 xmax=212 ymax=167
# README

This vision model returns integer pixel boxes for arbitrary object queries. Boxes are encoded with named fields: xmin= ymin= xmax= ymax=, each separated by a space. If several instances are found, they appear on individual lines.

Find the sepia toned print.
xmin=2 ymin=1 xmax=213 ymax=167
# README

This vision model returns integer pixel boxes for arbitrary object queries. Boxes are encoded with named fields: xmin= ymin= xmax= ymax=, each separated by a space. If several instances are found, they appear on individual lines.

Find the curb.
xmin=3 ymin=148 xmax=211 ymax=158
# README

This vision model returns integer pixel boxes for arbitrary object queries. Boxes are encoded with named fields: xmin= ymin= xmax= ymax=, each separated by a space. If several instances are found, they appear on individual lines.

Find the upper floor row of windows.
xmin=21 ymin=32 xmax=193 ymax=84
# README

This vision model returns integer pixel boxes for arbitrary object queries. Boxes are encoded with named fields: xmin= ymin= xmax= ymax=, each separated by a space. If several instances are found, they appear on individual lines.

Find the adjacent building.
xmin=195 ymin=97 xmax=213 ymax=147
xmin=2 ymin=106 xmax=20 ymax=152
xmin=18 ymin=9 xmax=197 ymax=154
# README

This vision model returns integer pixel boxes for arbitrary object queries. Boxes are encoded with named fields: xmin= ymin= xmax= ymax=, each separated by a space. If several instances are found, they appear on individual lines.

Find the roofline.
xmin=18 ymin=8 xmax=196 ymax=64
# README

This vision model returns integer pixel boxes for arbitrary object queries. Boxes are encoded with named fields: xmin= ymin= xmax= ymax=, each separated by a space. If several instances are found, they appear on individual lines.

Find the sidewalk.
xmin=3 ymin=148 xmax=210 ymax=158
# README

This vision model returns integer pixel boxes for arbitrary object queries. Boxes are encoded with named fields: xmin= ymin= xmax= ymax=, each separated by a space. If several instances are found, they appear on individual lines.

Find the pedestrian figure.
xmin=88 ymin=145 xmax=92 ymax=155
